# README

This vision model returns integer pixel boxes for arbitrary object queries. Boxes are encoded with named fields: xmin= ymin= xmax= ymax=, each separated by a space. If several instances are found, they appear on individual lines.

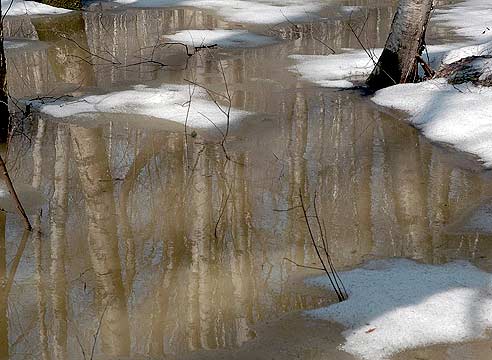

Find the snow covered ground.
xmin=1 ymin=0 xmax=71 ymax=16
xmin=32 ymin=84 xmax=249 ymax=130
xmin=113 ymin=0 xmax=324 ymax=24
xmin=166 ymin=29 xmax=276 ymax=48
xmin=308 ymin=258 xmax=492 ymax=360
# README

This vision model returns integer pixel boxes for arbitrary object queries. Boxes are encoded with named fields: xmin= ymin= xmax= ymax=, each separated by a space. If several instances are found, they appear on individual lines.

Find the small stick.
xmin=0 ymin=154 xmax=31 ymax=231
xmin=416 ymin=55 xmax=435 ymax=78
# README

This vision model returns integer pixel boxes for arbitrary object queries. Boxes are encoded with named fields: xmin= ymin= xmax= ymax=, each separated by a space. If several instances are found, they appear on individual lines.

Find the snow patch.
xmin=31 ymin=84 xmax=249 ymax=130
xmin=372 ymin=79 xmax=492 ymax=167
xmin=1 ymin=0 xmax=71 ymax=16
xmin=288 ymin=45 xmax=469 ymax=89
xmin=289 ymin=50 xmax=381 ymax=88
xmin=307 ymin=258 xmax=492 ymax=359
xmin=166 ymin=29 xmax=276 ymax=48
xmin=113 ymin=0 xmax=322 ymax=24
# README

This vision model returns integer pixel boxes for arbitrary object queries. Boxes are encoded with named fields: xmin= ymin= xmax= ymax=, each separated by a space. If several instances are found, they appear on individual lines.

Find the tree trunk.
xmin=366 ymin=0 xmax=433 ymax=90
xmin=0 ymin=3 xmax=9 ymax=143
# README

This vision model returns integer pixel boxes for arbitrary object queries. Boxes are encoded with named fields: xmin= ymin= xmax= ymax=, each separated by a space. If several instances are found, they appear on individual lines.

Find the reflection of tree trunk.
xmin=287 ymin=91 xmax=308 ymax=266
xmin=0 ymin=213 xmax=7 ymax=360
xmin=149 ymin=134 xmax=187 ymax=357
xmin=34 ymin=13 xmax=95 ymax=87
xmin=229 ymin=154 xmax=254 ymax=345
xmin=354 ymin=106 xmax=373 ymax=257
xmin=428 ymin=152 xmax=451 ymax=263
xmin=0 ymin=3 xmax=9 ymax=143
xmin=119 ymin=135 xmax=167 ymax=295
xmin=32 ymin=119 xmax=50 ymax=360
xmin=187 ymin=143 xmax=215 ymax=350
xmin=386 ymin=125 xmax=431 ymax=261
xmin=70 ymin=125 xmax=130 ymax=356
xmin=50 ymin=125 xmax=70 ymax=360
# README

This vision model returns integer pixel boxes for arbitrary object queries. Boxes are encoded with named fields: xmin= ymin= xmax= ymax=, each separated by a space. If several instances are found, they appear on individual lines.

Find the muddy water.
xmin=2 ymin=1 xmax=492 ymax=359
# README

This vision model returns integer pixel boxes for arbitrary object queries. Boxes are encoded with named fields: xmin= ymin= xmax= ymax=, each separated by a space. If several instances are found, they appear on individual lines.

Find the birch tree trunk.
xmin=366 ymin=0 xmax=433 ymax=90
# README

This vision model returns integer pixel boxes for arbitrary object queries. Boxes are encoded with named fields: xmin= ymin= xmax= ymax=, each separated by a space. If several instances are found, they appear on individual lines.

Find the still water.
xmin=2 ymin=0 xmax=492 ymax=359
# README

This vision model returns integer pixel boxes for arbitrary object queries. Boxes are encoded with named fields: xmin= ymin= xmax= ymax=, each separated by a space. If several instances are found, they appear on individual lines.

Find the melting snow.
xmin=1 ymin=0 xmax=71 ymax=16
xmin=31 ymin=84 xmax=249 ymax=130
xmin=166 ymin=29 xmax=276 ymax=48
xmin=307 ymin=258 xmax=492 ymax=359
xmin=289 ymin=50 xmax=381 ymax=88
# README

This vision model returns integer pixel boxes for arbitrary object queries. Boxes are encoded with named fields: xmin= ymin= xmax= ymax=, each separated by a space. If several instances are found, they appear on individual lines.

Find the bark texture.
xmin=366 ymin=0 xmax=433 ymax=90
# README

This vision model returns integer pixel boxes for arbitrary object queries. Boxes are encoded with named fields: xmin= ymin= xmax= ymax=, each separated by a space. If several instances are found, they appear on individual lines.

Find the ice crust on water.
xmin=307 ymin=258 xmax=492 ymax=359
xmin=166 ymin=29 xmax=276 ymax=48
xmin=33 ymin=84 xmax=249 ymax=130
xmin=1 ymin=0 xmax=71 ymax=16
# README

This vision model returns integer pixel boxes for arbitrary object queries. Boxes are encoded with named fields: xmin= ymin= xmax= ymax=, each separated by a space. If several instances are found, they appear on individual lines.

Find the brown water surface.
xmin=2 ymin=1 xmax=492 ymax=359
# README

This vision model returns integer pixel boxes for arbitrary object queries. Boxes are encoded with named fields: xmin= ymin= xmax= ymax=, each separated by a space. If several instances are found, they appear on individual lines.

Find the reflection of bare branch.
xmin=5 ymin=229 xmax=30 ymax=295
xmin=283 ymin=257 xmax=324 ymax=271
xmin=89 ymin=301 xmax=110 ymax=360
xmin=0 ymin=155 xmax=31 ymax=230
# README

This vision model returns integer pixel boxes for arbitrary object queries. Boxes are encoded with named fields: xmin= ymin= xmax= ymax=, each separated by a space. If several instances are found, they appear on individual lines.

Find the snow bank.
xmin=32 ymin=84 xmax=249 ymax=130
xmin=166 ymin=29 xmax=276 ymax=48
xmin=289 ymin=50 xmax=381 ymax=88
xmin=308 ymin=258 xmax=492 ymax=359
xmin=372 ymin=79 xmax=492 ymax=167
xmin=113 ymin=0 xmax=321 ymax=24
xmin=441 ymin=42 xmax=492 ymax=65
xmin=1 ymin=0 xmax=71 ymax=16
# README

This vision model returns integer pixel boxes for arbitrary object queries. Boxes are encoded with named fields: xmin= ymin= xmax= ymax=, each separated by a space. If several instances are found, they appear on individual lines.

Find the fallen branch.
xmin=416 ymin=55 xmax=435 ymax=78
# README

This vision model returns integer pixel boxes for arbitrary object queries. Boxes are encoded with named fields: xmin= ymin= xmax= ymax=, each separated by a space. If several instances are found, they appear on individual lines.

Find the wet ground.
xmin=3 ymin=0 xmax=492 ymax=359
